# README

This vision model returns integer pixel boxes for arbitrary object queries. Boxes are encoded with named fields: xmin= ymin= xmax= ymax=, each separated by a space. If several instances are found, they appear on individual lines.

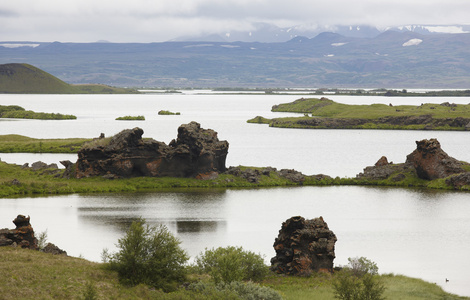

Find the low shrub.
xmin=195 ymin=246 xmax=269 ymax=284
xmin=188 ymin=281 xmax=282 ymax=300
xmin=105 ymin=218 xmax=189 ymax=291
xmin=333 ymin=257 xmax=385 ymax=300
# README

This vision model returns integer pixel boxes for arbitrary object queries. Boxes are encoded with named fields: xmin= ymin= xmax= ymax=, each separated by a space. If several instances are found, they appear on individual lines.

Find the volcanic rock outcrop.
xmin=405 ymin=138 xmax=465 ymax=180
xmin=357 ymin=138 xmax=469 ymax=184
xmin=0 ymin=215 xmax=38 ymax=250
xmin=75 ymin=122 xmax=229 ymax=178
xmin=271 ymin=216 xmax=337 ymax=276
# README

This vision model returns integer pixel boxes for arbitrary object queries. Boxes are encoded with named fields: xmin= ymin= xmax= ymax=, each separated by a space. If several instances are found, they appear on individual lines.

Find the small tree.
xmin=195 ymin=246 xmax=269 ymax=284
xmin=107 ymin=218 xmax=188 ymax=291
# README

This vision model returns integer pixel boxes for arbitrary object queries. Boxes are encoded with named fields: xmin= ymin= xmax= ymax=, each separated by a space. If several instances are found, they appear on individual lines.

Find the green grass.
xmin=261 ymin=272 xmax=468 ymax=300
xmin=0 ymin=159 xmax=469 ymax=199
xmin=0 ymin=247 xmax=160 ymax=299
xmin=0 ymin=247 xmax=466 ymax=300
xmin=0 ymin=135 xmax=91 ymax=153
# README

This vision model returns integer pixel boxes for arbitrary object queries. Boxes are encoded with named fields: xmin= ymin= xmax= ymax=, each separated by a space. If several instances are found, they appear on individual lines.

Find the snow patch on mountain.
xmin=403 ymin=39 xmax=423 ymax=47
xmin=0 ymin=43 xmax=40 ymax=48
xmin=424 ymin=26 xmax=469 ymax=34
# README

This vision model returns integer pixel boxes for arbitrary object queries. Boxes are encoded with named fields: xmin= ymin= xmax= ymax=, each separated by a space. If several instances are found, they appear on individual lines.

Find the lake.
xmin=0 ymin=92 xmax=469 ymax=296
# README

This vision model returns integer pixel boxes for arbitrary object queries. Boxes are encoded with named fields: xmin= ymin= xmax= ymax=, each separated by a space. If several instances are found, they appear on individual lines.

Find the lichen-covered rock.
xmin=270 ymin=216 xmax=337 ymax=276
xmin=445 ymin=172 xmax=470 ymax=189
xmin=75 ymin=122 xmax=229 ymax=178
xmin=0 ymin=215 xmax=38 ymax=250
xmin=405 ymin=138 xmax=465 ymax=180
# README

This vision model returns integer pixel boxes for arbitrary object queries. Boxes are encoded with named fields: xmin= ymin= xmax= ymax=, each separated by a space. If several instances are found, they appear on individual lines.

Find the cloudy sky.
xmin=1 ymin=0 xmax=469 ymax=42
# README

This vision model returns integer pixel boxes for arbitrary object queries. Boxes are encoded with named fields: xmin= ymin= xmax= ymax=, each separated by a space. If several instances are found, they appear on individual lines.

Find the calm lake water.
xmin=0 ymin=93 xmax=469 ymax=296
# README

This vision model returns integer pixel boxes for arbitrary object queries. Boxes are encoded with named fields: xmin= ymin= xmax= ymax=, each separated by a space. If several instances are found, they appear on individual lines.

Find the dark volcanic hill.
xmin=0 ymin=63 xmax=77 ymax=93
xmin=1 ymin=31 xmax=470 ymax=88
xmin=0 ymin=63 xmax=138 ymax=94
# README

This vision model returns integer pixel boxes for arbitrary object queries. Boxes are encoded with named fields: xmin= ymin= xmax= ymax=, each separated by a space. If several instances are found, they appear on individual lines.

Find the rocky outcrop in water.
xmin=75 ymin=122 xmax=229 ymax=179
xmin=357 ymin=138 xmax=469 ymax=183
xmin=0 ymin=215 xmax=38 ymax=250
xmin=225 ymin=166 xmax=329 ymax=184
xmin=405 ymin=138 xmax=465 ymax=180
xmin=270 ymin=216 xmax=337 ymax=276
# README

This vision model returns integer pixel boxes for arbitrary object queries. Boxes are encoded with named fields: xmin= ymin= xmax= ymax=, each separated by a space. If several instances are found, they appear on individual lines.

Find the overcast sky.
xmin=1 ymin=0 xmax=469 ymax=42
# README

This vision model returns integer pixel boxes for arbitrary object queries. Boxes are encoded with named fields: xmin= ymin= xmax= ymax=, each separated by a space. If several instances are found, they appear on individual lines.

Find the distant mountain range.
xmin=1 ymin=26 xmax=470 ymax=88
xmin=174 ymin=23 xmax=470 ymax=43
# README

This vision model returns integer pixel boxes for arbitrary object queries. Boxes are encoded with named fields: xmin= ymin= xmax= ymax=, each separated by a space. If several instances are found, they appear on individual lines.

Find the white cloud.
xmin=1 ymin=0 xmax=470 ymax=42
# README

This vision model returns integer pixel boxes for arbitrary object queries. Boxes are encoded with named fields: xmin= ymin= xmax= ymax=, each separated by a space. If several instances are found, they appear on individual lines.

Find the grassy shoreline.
xmin=0 ymin=135 xmax=91 ymax=153
xmin=0 ymin=247 xmax=467 ymax=299
xmin=1 ymin=159 xmax=469 ymax=199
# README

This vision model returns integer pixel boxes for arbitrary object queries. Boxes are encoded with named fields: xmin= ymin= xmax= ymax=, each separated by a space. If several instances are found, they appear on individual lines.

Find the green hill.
xmin=0 ymin=63 xmax=138 ymax=94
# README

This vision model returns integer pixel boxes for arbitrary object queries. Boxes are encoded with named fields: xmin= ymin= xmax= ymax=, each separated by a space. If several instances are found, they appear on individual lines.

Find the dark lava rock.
xmin=0 ymin=215 xmax=38 ymax=250
xmin=277 ymin=169 xmax=305 ymax=183
xmin=60 ymin=160 xmax=75 ymax=179
xmin=446 ymin=172 xmax=470 ymax=189
xmin=406 ymin=138 xmax=465 ymax=180
xmin=375 ymin=156 xmax=389 ymax=167
xmin=271 ymin=216 xmax=337 ymax=276
xmin=357 ymin=163 xmax=411 ymax=180
xmin=75 ymin=122 xmax=229 ymax=178
xmin=42 ymin=243 xmax=67 ymax=256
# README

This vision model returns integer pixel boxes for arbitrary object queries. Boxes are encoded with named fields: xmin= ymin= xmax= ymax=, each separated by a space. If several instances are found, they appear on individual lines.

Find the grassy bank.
xmin=0 ymin=135 xmax=91 ymax=153
xmin=0 ymin=247 xmax=466 ymax=299
xmin=1 ymin=159 xmax=469 ymax=198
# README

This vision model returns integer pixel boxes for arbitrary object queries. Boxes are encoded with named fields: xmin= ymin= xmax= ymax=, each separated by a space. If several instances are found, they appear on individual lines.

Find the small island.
xmin=0 ymin=105 xmax=76 ymax=120
xmin=115 ymin=115 xmax=145 ymax=121
xmin=158 ymin=110 xmax=180 ymax=115
xmin=248 ymin=97 xmax=470 ymax=130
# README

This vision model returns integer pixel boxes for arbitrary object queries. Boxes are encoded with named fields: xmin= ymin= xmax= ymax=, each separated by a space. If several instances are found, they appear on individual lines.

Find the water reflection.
xmin=175 ymin=220 xmax=225 ymax=233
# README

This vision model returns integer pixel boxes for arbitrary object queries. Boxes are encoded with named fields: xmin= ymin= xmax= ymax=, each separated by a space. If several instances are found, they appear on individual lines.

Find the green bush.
xmin=333 ymin=257 xmax=385 ymax=300
xmin=106 ymin=219 xmax=188 ymax=291
xmin=195 ymin=246 xmax=269 ymax=284
xmin=347 ymin=257 xmax=379 ymax=277
xmin=188 ymin=281 xmax=282 ymax=300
